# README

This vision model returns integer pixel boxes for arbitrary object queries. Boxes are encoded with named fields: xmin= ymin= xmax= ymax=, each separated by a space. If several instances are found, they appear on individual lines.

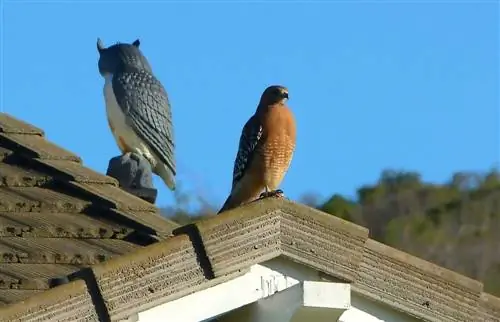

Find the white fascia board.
xmin=137 ymin=264 xmax=351 ymax=322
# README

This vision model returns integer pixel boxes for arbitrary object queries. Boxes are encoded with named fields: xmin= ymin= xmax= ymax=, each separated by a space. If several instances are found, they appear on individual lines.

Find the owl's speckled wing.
xmin=111 ymin=67 xmax=176 ymax=182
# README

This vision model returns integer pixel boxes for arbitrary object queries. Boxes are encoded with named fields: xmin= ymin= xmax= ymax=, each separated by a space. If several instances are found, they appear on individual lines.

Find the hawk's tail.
xmin=155 ymin=163 xmax=176 ymax=191
xmin=217 ymin=194 xmax=236 ymax=214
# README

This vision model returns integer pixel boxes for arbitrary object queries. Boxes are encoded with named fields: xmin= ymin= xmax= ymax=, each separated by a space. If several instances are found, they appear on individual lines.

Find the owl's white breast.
xmin=103 ymin=74 xmax=155 ymax=163
xmin=104 ymin=75 xmax=127 ymax=134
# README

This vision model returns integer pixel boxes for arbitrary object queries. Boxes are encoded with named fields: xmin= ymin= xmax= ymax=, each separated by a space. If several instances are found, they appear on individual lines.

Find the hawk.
xmin=97 ymin=38 xmax=176 ymax=191
xmin=218 ymin=85 xmax=297 ymax=214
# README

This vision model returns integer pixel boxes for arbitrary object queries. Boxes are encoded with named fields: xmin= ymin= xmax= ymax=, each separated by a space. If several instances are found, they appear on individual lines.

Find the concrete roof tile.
xmin=0 ymin=237 xmax=139 ymax=265
xmin=0 ymin=211 xmax=133 ymax=238
xmin=89 ymin=234 xmax=243 ymax=320
xmin=0 ymin=263 xmax=78 ymax=290
xmin=0 ymin=114 xmax=44 ymax=136
xmin=0 ymin=186 xmax=91 ymax=213
xmin=354 ymin=239 xmax=483 ymax=322
xmin=479 ymin=292 xmax=500 ymax=322
xmin=0 ymin=163 xmax=50 ymax=187
xmin=0 ymin=133 xmax=81 ymax=162
xmin=35 ymin=159 xmax=118 ymax=186
xmin=68 ymin=181 xmax=157 ymax=212
xmin=0 ymin=280 xmax=97 ymax=322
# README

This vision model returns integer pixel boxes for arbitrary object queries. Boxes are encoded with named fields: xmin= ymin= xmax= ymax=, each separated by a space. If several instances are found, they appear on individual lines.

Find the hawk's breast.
xmin=260 ymin=104 xmax=296 ymax=189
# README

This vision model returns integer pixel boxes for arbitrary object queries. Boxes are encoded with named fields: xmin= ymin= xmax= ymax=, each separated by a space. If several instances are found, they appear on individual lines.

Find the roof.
xmin=0 ymin=113 xmax=179 ymax=307
xmin=1 ymin=198 xmax=499 ymax=322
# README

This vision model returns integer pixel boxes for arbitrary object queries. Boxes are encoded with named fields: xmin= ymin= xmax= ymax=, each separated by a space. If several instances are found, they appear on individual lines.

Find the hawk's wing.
xmin=112 ymin=68 xmax=175 ymax=175
xmin=231 ymin=114 xmax=263 ymax=190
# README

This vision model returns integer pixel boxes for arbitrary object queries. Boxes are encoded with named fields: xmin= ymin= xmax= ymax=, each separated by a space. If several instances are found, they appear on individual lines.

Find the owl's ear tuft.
xmin=132 ymin=39 xmax=140 ymax=47
xmin=97 ymin=38 xmax=105 ymax=53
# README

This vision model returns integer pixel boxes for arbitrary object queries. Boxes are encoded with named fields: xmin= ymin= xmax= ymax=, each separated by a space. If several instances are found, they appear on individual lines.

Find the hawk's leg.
xmin=259 ymin=188 xmax=285 ymax=199
xmin=106 ymin=152 xmax=158 ymax=204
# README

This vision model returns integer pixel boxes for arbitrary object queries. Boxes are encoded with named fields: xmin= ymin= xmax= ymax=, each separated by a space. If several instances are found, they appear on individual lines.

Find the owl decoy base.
xmin=106 ymin=152 xmax=158 ymax=204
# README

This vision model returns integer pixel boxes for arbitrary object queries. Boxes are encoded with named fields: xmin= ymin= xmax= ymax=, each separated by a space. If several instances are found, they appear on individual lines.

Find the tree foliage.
xmin=161 ymin=169 xmax=500 ymax=296
xmin=319 ymin=169 xmax=500 ymax=296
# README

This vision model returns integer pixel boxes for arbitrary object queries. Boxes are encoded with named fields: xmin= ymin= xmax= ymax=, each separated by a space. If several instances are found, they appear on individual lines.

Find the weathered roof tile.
xmin=0 ymin=289 xmax=44 ymax=307
xmin=175 ymin=199 xmax=369 ymax=281
xmin=34 ymin=159 xmax=118 ymax=186
xmin=0 ymin=212 xmax=132 ymax=238
xmin=0 ymin=133 xmax=81 ymax=162
xmin=0 ymin=163 xmax=50 ymax=187
xmin=0 ymin=237 xmax=140 ymax=264
xmin=479 ymin=292 xmax=500 ymax=322
xmin=68 ymin=181 xmax=157 ymax=212
xmin=0 ymin=280 xmax=98 ymax=322
xmin=0 ymin=264 xmax=78 ymax=290
xmin=107 ymin=208 xmax=177 ymax=237
xmin=0 ymin=186 xmax=91 ymax=213
xmin=0 ymin=114 xmax=44 ymax=136
xmin=354 ymin=239 xmax=482 ymax=322
xmin=0 ymin=147 xmax=13 ymax=162
xmin=279 ymin=201 xmax=368 ymax=282
xmin=90 ymin=234 xmax=245 ymax=320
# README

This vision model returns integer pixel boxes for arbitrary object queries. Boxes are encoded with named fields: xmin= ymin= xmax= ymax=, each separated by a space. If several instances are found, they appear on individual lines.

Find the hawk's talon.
xmin=259 ymin=189 xmax=285 ymax=199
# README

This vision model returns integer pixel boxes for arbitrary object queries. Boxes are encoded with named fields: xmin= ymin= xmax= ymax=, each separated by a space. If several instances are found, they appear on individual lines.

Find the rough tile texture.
xmin=478 ymin=293 xmax=500 ymax=322
xmin=279 ymin=201 xmax=368 ymax=282
xmin=0 ymin=280 xmax=97 ymax=322
xmin=91 ymin=234 xmax=245 ymax=321
xmin=180 ymin=199 xmax=368 ymax=281
xmin=354 ymin=239 xmax=483 ymax=321
xmin=179 ymin=200 xmax=283 ymax=277
xmin=0 ymin=113 xmax=178 ymax=309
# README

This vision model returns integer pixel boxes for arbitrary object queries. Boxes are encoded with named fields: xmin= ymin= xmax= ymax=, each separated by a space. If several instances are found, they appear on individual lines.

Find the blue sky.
xmin=2 ymin=1 xmax=499 ymax=211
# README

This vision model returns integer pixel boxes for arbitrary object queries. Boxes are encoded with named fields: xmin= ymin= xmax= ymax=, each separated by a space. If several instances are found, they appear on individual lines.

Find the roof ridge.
xmin=169 ymin=198 xmax=499 ymax=321
xmin=0 ymin=197 xmax=499 ymax=321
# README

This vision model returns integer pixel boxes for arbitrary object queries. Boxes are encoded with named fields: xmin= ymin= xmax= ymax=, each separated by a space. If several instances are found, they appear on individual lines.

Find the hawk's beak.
xmin=282 ymin=92 xmax=289 ymax=99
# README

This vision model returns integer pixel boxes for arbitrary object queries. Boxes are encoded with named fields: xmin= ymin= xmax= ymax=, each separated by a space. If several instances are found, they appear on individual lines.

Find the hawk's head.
xmin=260 ymin=85 xmax=289 ymax=106
xmin=96 ymin=38 xmax=152 ymax=77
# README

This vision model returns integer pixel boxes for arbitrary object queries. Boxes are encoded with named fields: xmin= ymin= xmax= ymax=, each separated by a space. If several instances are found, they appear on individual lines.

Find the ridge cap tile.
xmin=279 ymin=199 xmax=370 ymax=236
xmin=0 ymin=279 xmax=97 ymax=322
xmin=364 ymin=238 xmax=483 ymax=291
xmin=479 ymin=291 xmax=500 ymax=322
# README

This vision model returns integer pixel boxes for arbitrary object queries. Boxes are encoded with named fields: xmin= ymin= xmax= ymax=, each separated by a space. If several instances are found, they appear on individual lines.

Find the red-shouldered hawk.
xmin=218 ymin=85 xmax=296 ymax=214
